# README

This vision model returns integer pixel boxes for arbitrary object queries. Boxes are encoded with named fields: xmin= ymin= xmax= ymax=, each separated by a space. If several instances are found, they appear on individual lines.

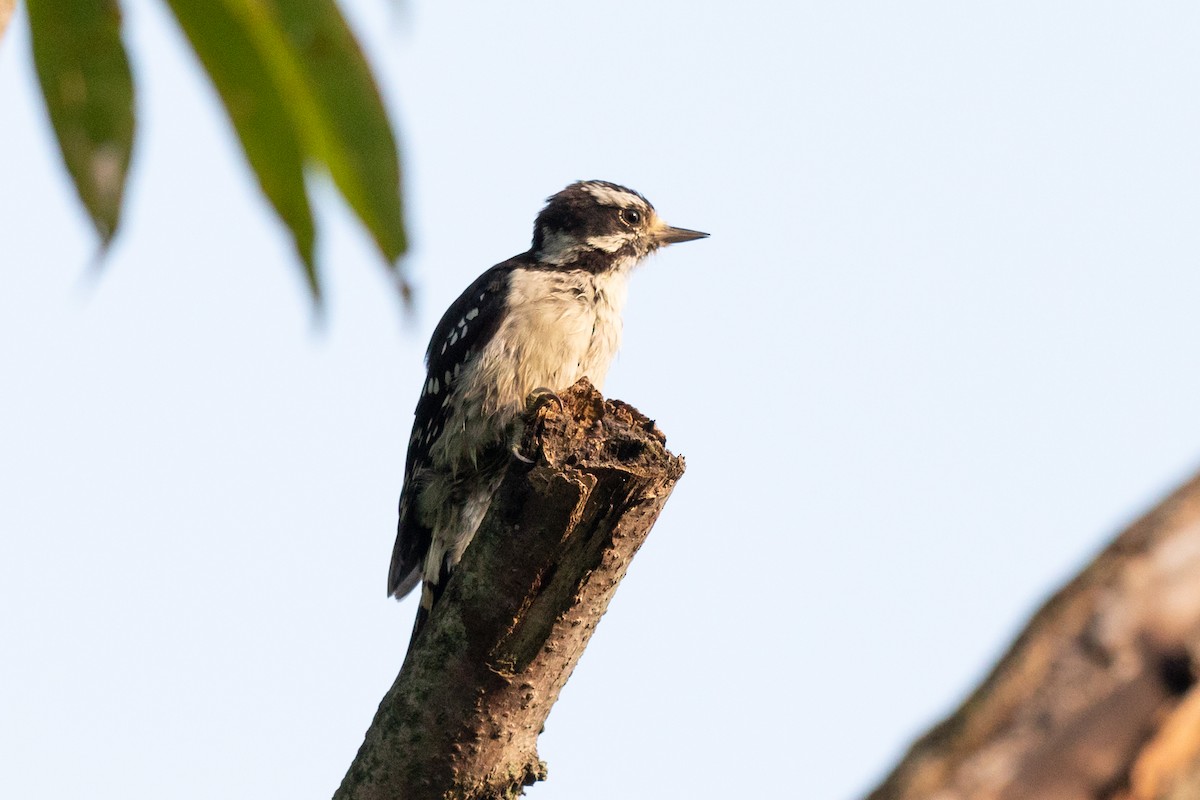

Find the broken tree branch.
xmin=335 ymin=378 xmax=686 ymax=800
xmin=865 ymin=469 xmax=1200 ymax=800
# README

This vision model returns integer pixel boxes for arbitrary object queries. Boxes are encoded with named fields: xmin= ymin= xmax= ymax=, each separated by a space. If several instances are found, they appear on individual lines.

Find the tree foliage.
xmin=19 ymin=0 xmax=406 ymax=302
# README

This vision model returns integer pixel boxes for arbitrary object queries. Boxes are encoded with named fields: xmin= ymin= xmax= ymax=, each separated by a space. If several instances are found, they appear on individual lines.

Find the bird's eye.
xmin=619 ymin=208 xmax=642 ymax=226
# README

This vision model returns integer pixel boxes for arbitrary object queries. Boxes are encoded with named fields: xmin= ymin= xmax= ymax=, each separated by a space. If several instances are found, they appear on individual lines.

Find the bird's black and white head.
xmin=531 ymin=180 xmax=708 ymax=270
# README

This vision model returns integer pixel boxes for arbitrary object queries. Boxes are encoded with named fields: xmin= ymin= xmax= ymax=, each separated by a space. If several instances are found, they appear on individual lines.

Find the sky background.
xmin=4 ymin=2 xmax=1200 ymax=798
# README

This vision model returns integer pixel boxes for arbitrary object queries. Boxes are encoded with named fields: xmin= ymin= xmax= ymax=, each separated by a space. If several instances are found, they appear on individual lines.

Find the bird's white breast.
xmin=500 ymin=265 xmax=630 ymax=394
xmin=430 ymin=264 xmax=632 ymax=471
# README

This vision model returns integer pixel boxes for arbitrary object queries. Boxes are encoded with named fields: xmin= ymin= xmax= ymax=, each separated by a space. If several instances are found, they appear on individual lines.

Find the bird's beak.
xmin=653 ymin=224 xmax=709 ymax=246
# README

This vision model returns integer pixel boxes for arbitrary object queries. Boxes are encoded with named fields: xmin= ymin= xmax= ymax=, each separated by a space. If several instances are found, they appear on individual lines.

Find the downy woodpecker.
xmin=388 ymin=180 xmax=707 ymax=635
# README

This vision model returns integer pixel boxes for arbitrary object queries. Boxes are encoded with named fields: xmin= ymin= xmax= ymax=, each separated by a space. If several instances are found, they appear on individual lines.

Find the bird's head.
xmin=531 ymin=180 xmax=708 ymax=269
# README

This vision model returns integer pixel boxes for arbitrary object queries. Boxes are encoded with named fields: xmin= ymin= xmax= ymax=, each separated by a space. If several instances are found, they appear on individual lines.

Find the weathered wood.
xmin=866 ymin=470 xmax=1200 ymax=800
xmin=335 ymin=378 xmax=685 ymax=800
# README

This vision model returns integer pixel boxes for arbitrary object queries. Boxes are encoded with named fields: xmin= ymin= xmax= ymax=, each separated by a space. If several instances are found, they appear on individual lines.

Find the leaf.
xmin=165 ymin=0 xmax=407 ymax=300
xmin=163 ymin=0 xmax=318 ymax=297
xmin=257 ymin=0 xmax=407 ymax=266
xmin=27 ymin=0 xmax=135 ymax=250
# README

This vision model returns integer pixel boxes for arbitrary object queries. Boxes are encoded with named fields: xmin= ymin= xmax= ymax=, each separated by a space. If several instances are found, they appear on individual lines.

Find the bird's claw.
xmin=525 ymin=386 xmax=564 ymax=417
xmin=512 ymin=387 xmax=562 ymax=464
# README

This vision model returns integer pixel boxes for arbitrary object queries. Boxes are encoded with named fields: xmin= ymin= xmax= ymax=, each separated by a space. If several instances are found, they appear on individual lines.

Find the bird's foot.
xmin=512 ymin=387 xmax=564 ymax=463
xmin=525 ymin=386 xmax=564 ymax=417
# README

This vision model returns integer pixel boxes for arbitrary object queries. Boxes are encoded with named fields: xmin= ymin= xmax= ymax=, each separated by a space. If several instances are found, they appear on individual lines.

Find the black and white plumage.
xmin=388 ymin=180 xmax=707 ymax=636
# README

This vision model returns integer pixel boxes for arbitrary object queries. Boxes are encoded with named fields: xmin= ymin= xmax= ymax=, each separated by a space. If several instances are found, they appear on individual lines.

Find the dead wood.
xmin=335 ymin=378 xmax=685 ymax=800
xmin=866 ymin=470 xmax=1200 ymax=800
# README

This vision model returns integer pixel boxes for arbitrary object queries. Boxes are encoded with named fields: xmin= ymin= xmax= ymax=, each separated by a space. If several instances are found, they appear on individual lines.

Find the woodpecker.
xmin=388 ymin=180 xmax=707 ymax=636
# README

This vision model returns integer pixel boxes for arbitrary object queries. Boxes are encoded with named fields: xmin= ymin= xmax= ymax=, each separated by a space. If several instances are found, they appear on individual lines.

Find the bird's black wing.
xmin=387 ymin=259 xmax=522 ymax=598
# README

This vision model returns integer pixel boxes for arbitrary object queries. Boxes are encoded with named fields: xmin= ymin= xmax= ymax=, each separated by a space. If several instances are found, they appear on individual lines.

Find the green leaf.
xmin=257 ymin=0 xmax=407 ymax=266
xmin=164 ymin=0 xmax=406 ymax=299
xmin=163 ymin=0 xmax=318 ymax=297
xmin=27 ymin=0 xmax=135 ymax=250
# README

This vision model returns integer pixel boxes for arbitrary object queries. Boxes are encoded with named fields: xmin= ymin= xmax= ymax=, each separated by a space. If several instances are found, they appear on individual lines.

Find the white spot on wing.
xmin=465 ymin=308 xmax=479 ymax=321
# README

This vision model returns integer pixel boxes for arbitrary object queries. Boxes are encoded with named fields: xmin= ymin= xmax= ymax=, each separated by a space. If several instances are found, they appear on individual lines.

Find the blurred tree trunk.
xmin=335 ymin=379 xmax=685 ymax=800
xmin=865 ymin=469 xmax=1200 ymax=800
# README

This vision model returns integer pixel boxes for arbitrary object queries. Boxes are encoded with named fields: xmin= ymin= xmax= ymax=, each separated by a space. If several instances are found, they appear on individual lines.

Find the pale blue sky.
xmin=4 ymin=2 xmax=1200 ymax=798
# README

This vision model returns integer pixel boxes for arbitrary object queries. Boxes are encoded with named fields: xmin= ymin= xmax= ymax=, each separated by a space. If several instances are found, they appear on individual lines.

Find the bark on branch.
xmin=335 ymin=378 xmax=685 ymax=800
xmin=865 ymin=469 xmax=1200 ymax=800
